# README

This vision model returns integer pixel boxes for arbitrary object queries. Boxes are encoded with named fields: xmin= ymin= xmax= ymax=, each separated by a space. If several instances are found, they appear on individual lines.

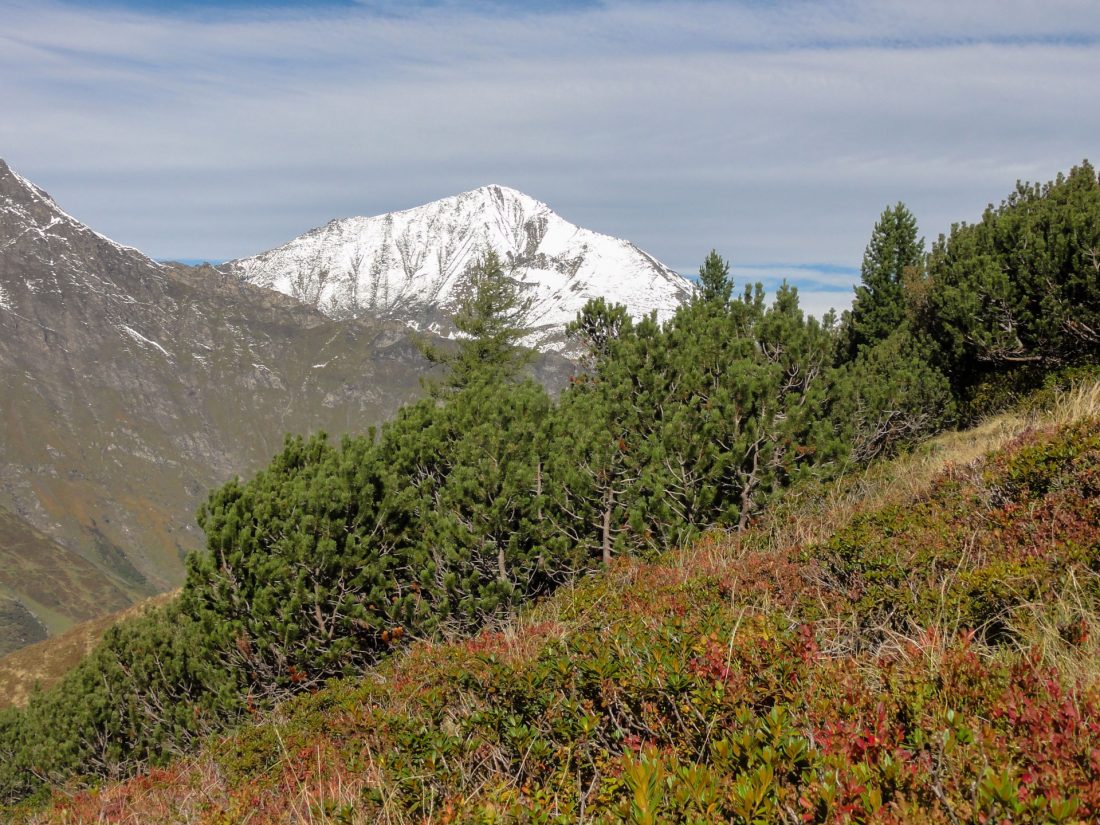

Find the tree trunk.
xmin=601 ymin=500 xmax=612 ymax=565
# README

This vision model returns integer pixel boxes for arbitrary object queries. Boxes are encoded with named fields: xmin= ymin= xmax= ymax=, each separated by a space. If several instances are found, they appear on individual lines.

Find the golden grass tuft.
xmin=1008 ymin=567 xmax=1100 ymax=686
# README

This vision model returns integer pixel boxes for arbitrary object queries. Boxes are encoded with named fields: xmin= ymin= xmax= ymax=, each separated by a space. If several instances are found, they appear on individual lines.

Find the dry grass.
xmin=751 ymin=378 xmax=1100 ymax=558
xmin=682 ymin=379 xmax=1100 ymax=688
xmin=0 ymin=591 xmax=177 ymax=710
xmin=31 ymin=725 xmax=413 ymax=825
xmin=1008 ymin=567 xmax=1100 ymax=685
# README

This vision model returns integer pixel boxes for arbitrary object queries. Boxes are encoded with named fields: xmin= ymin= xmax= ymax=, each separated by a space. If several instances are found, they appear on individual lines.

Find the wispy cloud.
xmin=2 ymin=0 xmax=1097 ymax=288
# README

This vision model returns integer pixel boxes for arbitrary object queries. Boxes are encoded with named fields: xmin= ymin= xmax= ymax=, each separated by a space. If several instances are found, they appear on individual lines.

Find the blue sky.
xmin=3 ymin=0 xmax=1098 ymax=317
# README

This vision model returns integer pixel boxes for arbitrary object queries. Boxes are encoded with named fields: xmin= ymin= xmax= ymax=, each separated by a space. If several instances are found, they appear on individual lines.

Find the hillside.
xmin=18 ymin=381 xmax=1100 ymax=824
xmin=223 ymin=185 xmax=693 ymax=351
xmin=1 ymin=161 xmax=1095 ymax=822
xmin=0 ymin=592 xmax=176 ymax=711
xmin=0 ymin=160 xmax=431 ymax=653
xmin=0 ymin=510 xmax=135 ymax=654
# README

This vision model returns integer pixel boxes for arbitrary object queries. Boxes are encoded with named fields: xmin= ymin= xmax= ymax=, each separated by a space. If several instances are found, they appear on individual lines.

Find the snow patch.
xmin=228 ymin=185 xmax=693 ymax=351
xmin=0 ymin=283 xmax=11 ymax=310
xmin=120 ymin=324 xmax=172 ymax=358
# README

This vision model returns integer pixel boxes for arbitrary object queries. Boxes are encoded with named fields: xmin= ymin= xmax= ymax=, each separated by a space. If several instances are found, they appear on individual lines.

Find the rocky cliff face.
xmin=0 ymin=160 xmax=434 ymax=654
xmin=224 ymin=185 xmax=693 ymax=350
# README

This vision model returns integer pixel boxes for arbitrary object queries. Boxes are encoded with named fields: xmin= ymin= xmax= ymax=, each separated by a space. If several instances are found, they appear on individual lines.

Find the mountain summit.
xmin=223 ymin=185 xmax=693 ymax=349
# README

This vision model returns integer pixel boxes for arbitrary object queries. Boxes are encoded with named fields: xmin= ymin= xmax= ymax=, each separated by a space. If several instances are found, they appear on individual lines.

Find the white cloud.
xmin=792 ymin=289 xmax=853 ymax=321
xmin=1 ymin=0 xmax=1097 ymax=268
xmin=725 ymin=265 xmax=856 ymax=320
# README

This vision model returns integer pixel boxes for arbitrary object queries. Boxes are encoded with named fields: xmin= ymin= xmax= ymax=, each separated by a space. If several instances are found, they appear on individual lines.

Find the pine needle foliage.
xmin=917 ymin=160 xmax=1100 ymax=400
xmin=421 ymin=248 xmax=535 ymax=392
xmin=840 ymin=202 xmax=923 ymax=360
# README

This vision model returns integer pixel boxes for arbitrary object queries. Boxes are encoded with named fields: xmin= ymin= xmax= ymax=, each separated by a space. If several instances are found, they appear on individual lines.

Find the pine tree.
xmin=184 ymin=433 xmax=414 ymax=697
xmin=550 ymin=257 xmax=842 ymax=560
xmin=0 ymin=601 xmax=240 ymax=803
xmin=841 ymin=202 xmax=923 ymax=360
xmin=380 ymin=245 xmax=556 ymax=627
xmin=422 ymin=249 xmax=535 ymax=391
xmin=566 ymin=296 xmax=632 ymax=368
xmin=828 ymin=328 xmax=954 ymax=463
xmin=379 ymin=378 xmax=554 ymax=631
xmin=695 ymin=249 xmax=733 ymax=305
xmin=922 ymin=161 xmax=1100 ymax=394
xmin=548 ymin=305 xmax=652 ymax=565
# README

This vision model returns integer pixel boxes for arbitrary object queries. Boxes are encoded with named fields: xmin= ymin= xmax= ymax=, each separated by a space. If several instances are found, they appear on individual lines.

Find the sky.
xmin=2 ymin=0 xmax=1098 ymax=318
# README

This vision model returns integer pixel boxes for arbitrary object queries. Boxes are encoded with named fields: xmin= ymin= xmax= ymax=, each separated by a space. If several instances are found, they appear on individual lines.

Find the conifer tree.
xmin=548 ymin=305 xmax=650 ymax=565
xmin=567 ymin=296 xmax=632 ymax=368
xmin=552 ymin=256 xmax=841 ymax=559
xmin=0 ymin=602 xmax=239 ymax=803
xmin=921 ymin=161 xmax=1100 ymax=393
xmin=184 ymin=433 xmax=414 ymax=696
xmin=828 ymin=328 xmax=954 ymax=463
xmin=379 ymin=378 xmax=554 ymax=630
xmin=841 ymin=202 xmax=923 ymax=361
xmin=422 ymin=249 xmax=534 ymax=391
xmin=696 ymin=249 xmax=734 ymax=305
xmin=383 ymin=246 xmax=553 ymax=628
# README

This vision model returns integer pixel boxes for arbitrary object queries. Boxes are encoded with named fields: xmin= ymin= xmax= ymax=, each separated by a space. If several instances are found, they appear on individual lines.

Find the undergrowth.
xmin=11 ymin=383 xmax=1100 ymax=824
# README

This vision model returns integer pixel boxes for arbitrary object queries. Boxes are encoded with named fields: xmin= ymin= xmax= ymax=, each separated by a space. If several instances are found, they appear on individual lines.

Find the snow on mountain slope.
xmin=0 ymin=159 xmax=165 ymax=328
xmin=225 ymin=185 xmax=694 ymax=350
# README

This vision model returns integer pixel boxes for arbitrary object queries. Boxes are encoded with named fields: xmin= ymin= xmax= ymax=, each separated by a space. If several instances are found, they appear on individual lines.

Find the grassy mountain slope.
xmin=0 ymin=508 xmax=140 ymax=657
xmin=0 ymin=591 xmax=176 ymax=711
xmin=15 ymin=381 xmax=1099 ymax=824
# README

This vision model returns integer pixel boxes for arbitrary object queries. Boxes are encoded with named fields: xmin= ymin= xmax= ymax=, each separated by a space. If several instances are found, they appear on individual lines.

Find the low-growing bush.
xmin=13 ymin=414 xmax=1100 ymax=823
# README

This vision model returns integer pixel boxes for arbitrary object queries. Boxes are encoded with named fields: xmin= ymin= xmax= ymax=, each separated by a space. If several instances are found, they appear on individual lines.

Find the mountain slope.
xmin=0 ymin=591 xmax=175 ymax=711
xmin=0 ymin=508 xmax=134 ymax=654
xmin=19 ymin=383 xmax=1100 ymax=824
xmin=223 ymin=185 xmax=693 ymax=350
xmin=0 ymin=160 xmax=435 ymax=654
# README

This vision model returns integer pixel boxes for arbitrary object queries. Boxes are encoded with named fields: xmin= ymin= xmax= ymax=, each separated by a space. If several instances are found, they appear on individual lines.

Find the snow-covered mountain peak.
xmin=225 ymin=186 xmax=693 ymax=350
xmin=391 ymin=184 xmax=550 ymax=220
